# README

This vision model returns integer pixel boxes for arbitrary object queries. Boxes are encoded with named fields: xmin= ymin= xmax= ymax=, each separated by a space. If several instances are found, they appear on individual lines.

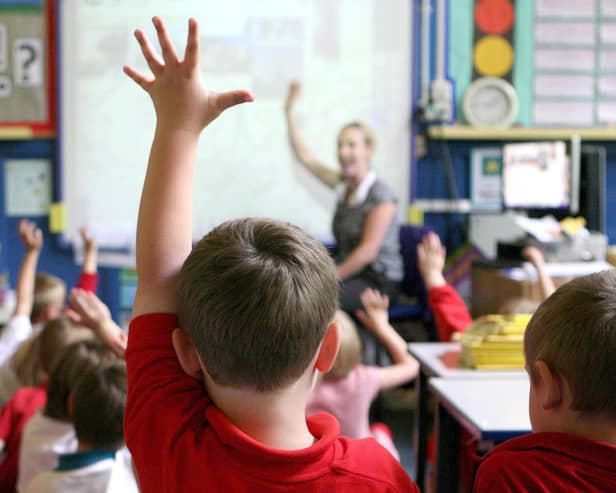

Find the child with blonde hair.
xmin=0 ymin=223 xmax=99 ymax=405
xmin=307 ymin=289 xmax=419 ymax=459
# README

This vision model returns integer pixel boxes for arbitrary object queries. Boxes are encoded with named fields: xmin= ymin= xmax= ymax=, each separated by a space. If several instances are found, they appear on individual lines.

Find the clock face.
xmin=463 ymin=77 xmax=518 ymax=128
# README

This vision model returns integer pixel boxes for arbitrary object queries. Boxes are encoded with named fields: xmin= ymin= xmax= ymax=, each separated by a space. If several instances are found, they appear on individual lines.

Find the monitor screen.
xmin=502 ymin=141 xmax=570 ymax=210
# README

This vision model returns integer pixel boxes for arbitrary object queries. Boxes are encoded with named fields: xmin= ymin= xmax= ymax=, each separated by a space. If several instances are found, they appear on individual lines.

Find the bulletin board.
xmin=0 ymin=0 xmax=55 ymax=134
xmin=57 ymin=0 xmax=412 ymax=252
xmin=448 ymin=0 xmax=616 ymax=128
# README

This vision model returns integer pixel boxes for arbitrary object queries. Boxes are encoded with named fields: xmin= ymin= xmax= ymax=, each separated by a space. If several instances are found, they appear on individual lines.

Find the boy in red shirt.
xmin=417 ymin=232 xmax=555 ymax=341
xmin=123 ymin=17 xmax=417 ymax=493
xmin=473 ymin=270 xmax=616 ymax=492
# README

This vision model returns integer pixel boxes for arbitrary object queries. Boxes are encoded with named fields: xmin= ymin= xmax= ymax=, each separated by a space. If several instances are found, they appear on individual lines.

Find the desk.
xmin=429 ymin=377 xmax=531 ymax=493
xmin=408 ymin=343 xmax=525 ymax=490
xmin=471 ymin=261 xmax=612 ymax=317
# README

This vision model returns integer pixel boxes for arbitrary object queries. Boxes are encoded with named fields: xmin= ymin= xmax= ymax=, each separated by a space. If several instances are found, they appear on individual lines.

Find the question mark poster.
xmin=0 ymin=3 xmax=47 ymax=124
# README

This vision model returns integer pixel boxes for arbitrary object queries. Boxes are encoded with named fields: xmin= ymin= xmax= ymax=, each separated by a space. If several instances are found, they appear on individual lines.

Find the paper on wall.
xmin=535 ymin=49 xmax=595 ymax=71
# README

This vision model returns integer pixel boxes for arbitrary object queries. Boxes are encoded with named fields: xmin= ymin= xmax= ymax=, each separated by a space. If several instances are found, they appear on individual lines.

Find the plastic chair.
xmin=387 ymin=224 xmax=434 ymax=337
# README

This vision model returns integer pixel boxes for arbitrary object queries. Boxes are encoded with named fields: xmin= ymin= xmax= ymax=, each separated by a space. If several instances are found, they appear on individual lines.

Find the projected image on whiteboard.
xmin=502 ymin=141 xmax=570 ymax=210
xmin=60 ymin=0 xmax=411 ymax=255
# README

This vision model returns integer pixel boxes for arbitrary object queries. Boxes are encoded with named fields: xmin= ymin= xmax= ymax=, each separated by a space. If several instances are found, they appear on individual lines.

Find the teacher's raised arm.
xmin=285 ymin=82 xmax=403 ymax=316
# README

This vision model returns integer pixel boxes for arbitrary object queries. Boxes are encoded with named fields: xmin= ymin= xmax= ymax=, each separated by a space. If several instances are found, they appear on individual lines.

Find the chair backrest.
xmin=399 ymin=224 xmax=433 ymax=301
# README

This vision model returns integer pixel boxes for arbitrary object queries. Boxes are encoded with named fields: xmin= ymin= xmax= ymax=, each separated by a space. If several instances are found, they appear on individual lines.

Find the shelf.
xmin=427 ymin=124 xmax=616 ymax=141
xmin=0 ymin=127 xmax=55 ymax=140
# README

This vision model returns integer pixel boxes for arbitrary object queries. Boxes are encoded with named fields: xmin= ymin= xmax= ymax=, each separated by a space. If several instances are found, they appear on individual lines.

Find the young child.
xmin=0 ymin=223 xmax=99 ymax=405
xmin=307 ymin=289 xmax=419 ymax=460
xmin=24 ymin=360 xmax=137 ymax=493
xmin=473 ymin=270 xmax=616 ymax=491
xmin=0 ymin=317 xmax=90 ymax=492
xmin=123 ymin=17 xmax=417 ymax=492
xmin=18 ymin=291 xmax=125 ymax=493
xmin=417 ymin=231 xmax=554 ymax=341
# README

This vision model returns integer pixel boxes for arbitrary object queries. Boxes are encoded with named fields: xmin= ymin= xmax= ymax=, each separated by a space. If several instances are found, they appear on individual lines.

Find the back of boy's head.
xmin=72 ymin=360 xmax=127 ymax=450
xmin=38 ymin=316 xmax=91 ymax=373
xmin=45 ymin=339 xmax=117 ymax=421
xmin=525 ymin=270 xmax=616 ymax=418
xmin=32 ymin=273 xmax=66 ymax=322
xmin=177 ymin=218 xmax=338 ymax=391
xmin=326 ymin=310 xmax=361 ymax=380
xmin=12 ymin=316 xmax=90 ymax=387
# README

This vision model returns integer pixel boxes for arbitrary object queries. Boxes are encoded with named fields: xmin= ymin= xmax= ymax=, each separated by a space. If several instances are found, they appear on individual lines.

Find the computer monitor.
xmin=503 ymin=141 xmax=606 ymax=234
xmin=502 ymin=140 xmax=572 ymax=210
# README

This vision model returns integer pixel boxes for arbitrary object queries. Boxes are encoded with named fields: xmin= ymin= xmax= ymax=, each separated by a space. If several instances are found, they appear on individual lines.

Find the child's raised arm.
xmin=79 ymin=226 xmax=97 ymax=276
xmin=522 ymin=246 xmax=555 ymax=300
xmin=14 ymin=220 xmax=43 ymax=317
xmin=356 ymin=289 xmax=419 ymax=389
xmin=69 ymin=288 xmax=127 ymax=357
xmin=75 ymin=226 xmax=98 ymax=293
xmin=124 ymin=17 xmax=252 ymax=316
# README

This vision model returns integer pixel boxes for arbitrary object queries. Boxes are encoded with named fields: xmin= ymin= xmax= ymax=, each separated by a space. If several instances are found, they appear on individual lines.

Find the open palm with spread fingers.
xmin=123 ymin=17 xmax=253 ymax=134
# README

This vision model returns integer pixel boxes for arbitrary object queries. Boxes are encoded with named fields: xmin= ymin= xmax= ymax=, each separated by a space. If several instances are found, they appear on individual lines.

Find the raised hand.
xmin=123 ymin=17 xmax=253 ymax=135
xmin=18 ymin=219 xmax=43 ymax=253
xmin=356 ymin=288 xmax=390 ymax=333
xmin=522 ymin=246 xmax=545 ymax=268
xmin=417 ymin=231 xmax=446 ymax=289
xmin=285 ymin=81 xmax=301 ymax=112
xmin=80 ymin=226 xmax=96 ymax=254
xmin=68 ymin=288 xmax=127 ymax=357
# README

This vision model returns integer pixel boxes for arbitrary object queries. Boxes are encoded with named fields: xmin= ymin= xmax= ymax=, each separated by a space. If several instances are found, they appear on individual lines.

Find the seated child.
xmin=307 ymin=289 xmax=419 ymax=459
xmin=473 ymin=270 xmax=616 ymax=492
xmin=417 ymin=231 xmax=554 ymax=341
xmin=122 ymin=17 xmax=417 ymax=492
xmin=24 ymin=360 xmax=137 ymax=493
xmin=0 ymin=317 xmax=90 ymax=492
xmin=0 ymin=224 xmax=99 ymax=405
xmin=18 ymin=290 xmax=125 ymax=493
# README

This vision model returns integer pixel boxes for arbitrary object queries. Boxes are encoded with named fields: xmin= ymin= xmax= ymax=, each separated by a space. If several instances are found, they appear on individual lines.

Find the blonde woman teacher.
xmin=285 ymin=81 xmax=403 ymax=315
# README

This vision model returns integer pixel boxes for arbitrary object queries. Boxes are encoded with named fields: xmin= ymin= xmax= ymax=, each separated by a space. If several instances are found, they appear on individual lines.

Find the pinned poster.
xmin=13 ymin=37 xmax=42 ymax=87
xmin=0 ymin=24 xmax=8 ymax=72
xmin=0 ymin=1 xmax=51 ymax=128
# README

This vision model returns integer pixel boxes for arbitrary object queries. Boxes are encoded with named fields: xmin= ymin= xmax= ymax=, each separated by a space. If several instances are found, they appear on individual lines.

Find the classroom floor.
xmin=380 ymin=388 xmax=416 ymax=476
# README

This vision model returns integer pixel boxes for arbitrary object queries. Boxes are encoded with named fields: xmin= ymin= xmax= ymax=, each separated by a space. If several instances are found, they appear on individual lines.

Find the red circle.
xmin=475 ymin=0 xmax=514 ymax=35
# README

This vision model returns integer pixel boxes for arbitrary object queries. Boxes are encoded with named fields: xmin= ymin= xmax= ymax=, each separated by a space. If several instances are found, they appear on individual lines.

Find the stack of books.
xmin=458 ymin=314 xmax=532 ymax=369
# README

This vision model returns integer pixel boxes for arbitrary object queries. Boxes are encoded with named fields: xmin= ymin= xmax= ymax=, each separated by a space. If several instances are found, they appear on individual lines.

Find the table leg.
xmin=412 ymin=370 xmax=428 ymax=490
xmin=435 ymin=402 xmax=460 ymax=493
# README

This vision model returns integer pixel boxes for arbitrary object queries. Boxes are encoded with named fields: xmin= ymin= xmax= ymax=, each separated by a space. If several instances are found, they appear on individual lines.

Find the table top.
xmin=429 ymin=377 xmax=532 ymax=441
xmin=408 ymin=342 xmax=527 ymax=379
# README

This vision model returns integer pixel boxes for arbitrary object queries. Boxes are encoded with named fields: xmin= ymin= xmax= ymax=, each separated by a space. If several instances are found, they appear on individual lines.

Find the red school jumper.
xmin=0 ymin=385 xmax=46 ymax=493
xmin=473 ymin=432 xmax=616 ymax=493
xmin=428 ymin=285 xmax=473 ymax=342
xmin=0 ymin=271 xmax=98 ymax=493
xmin=125 ymin=314 xmax=418 ymax=493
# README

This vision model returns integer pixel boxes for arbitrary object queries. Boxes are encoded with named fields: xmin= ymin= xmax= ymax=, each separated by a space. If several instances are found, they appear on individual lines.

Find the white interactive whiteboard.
xmin=60 ymin=0 xmax=411 ymax=257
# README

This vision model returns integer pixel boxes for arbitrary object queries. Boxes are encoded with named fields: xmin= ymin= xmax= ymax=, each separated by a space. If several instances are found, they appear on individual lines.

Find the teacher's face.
xmin=337 ymin=127 xmax=373 ymax=181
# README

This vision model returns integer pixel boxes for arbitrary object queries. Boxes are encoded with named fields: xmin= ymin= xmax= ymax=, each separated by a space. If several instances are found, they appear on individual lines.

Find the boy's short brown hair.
xmin=32 ymin=273 xmax=66 ymax=321
xmin=45 ymin=339 xmax=117 ymax=421
xmin=72 ymin=360 xmax=127 ymax=450
xmin=326 ymin=310 xmax=361 ymax=380
xmin=177 ymin=218 xmax=339 ymax=391
xmin=525 ymin=270 xmax=616 ymax=418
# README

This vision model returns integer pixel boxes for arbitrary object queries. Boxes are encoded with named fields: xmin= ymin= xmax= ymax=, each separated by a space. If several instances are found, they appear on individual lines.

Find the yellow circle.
xmin=473 ymin=36 xmax=514 ymax=77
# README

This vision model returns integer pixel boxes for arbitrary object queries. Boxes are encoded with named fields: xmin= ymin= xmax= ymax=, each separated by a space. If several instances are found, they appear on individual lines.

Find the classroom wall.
xmin=0 ymin=139 xmax=121 ymax=321
xmin=414 ymin=0 xmax=616 ymax=254
xmin=415 ymin=139 xmax=616 ymax=255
